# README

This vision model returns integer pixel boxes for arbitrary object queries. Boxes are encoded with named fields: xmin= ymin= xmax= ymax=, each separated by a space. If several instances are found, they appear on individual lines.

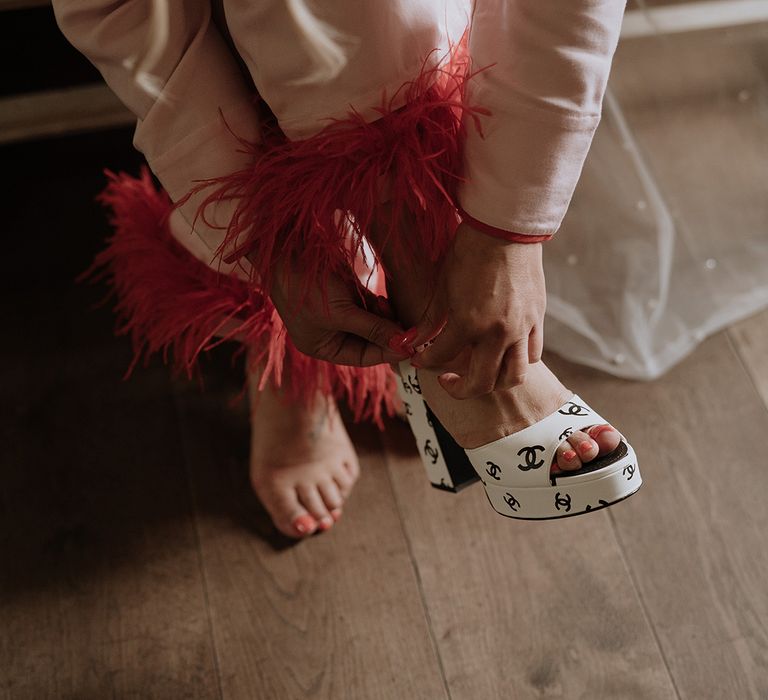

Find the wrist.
xmin=457 ymin=207 xmax=554 ymax=245
xmin=453 ymin=220 xmax=544 ymax=275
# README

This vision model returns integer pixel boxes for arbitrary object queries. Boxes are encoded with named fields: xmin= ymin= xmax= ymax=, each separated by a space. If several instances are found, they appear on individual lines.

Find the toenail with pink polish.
xmin=293 ymin=515 xmax=316 ymax=534
xmin=579 ymin=441 xmax=593 ymax=453
xmin=318 ymin=516 xmax=333 ymax=530
xmin=330 ymin=509 xmax=342 ymax=521
xmin=588 ymin=424 xmax=614 ymax=439
xmin=563 ymin=449 xmax=577 ymax=461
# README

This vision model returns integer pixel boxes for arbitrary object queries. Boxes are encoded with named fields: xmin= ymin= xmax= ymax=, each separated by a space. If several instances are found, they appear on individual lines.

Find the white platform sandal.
xmin=395 ymin=359 xmax=642 ymax=520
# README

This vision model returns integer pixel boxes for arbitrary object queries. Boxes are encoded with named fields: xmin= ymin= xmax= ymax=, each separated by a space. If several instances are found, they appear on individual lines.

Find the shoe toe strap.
xmin=464 ymin=394 xmax=613 ymax=488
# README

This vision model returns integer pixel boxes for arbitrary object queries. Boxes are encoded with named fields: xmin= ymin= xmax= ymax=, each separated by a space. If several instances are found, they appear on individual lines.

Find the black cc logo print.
xmin=559 ymin=427 xmax=573 ymax=441
xmin=485 ymin=461 xmax=502 ymax=481
xmin=400 ymin=377 xmax=412 ymax=394
xmin=558 ymin=401 xmax=589 ymax=417
xmin=504 ymin=492 xmax=520 ymax=512
xmin=584 ymin=500 xmax=609 ymax=512
xmin=408 ymin=373 xmax=422 ymax=395
xmin=517 ymin=445 xmax=545 ymax=471
xmin=424 ymin=439 xmax=439 ymax=464
xmin=404 ymin=402 xmax=412 ymax=416
xmin=555 ymin=491 xmax=572 ymax=512
xmin=622 ymin=464 xmax=635 ymax=480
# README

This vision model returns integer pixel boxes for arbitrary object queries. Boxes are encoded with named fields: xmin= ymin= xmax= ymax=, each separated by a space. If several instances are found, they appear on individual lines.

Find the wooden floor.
xmin=3 ymin=28 xmax=768 ymax=700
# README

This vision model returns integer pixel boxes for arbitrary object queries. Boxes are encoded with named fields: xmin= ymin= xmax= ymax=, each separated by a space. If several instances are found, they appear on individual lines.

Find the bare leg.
xmin=247 ymin=353 xmax=360 ymax=537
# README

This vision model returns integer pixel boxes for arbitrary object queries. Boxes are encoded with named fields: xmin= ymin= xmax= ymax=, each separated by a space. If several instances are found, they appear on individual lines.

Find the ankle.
xmin=417 ymin=360 xmax=573 ymax=449
xmin=247 ymin=353 xmax=336 ymax=432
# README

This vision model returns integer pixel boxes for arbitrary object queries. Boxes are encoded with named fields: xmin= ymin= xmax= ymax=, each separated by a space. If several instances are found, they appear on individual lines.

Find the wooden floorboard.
xmin=1 ymin=136 xmax=221 ymax=699
xmin=0 ymin=284 xmax=220 ymax=700
xmin=585 ymin=23 xmax=768 ymax=698
xmin=173 ymin=370 xmax=447 ymax=700
xmin=729 ymin=309 xmax=768 ymax=407
xmin=545 ymin=329 xmax=768 ymax=699
xmin=381 ymin=361 xmax=677 ymax=700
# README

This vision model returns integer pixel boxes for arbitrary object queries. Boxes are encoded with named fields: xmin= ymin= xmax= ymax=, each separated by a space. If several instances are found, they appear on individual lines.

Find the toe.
xmin=332 ymin=466 xmax=354 ymax=498
xmin=263 ymin=486 xmax=318 ymax=538
xmin=568 ymin=430 xmax=599 ymax=463
xmin=586 ymin=423 xmax=621 ymax=455
xmin=317 ymin=479 xmax=344 ymax=513
xmin=342 ymin=457 xmax=360 ymax=481
xmin=551 ymin=442 xmax=582 ymax=474
xmin=297 ymin=483 xmax=335 ymax=531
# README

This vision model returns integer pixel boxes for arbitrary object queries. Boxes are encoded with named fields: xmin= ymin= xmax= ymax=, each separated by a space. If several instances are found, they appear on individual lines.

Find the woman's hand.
xmin=409 ymin=221 xmax=546 ymax=398
xmin=269 ymin=260 xmax=413 ymax=367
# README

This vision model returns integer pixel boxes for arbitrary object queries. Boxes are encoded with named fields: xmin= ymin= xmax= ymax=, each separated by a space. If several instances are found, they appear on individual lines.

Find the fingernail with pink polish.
xmin=388 ymin=333 xmax=408 ymax=352
xmin=402 ymin=326 xmax=418 ymax=341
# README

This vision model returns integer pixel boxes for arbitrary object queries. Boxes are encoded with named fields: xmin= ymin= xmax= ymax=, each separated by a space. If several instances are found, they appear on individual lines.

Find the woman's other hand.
xmin=409 ymin=221 xmax=546 ymax=398
xmin=269 ymin=261 xmax=413 ymax=367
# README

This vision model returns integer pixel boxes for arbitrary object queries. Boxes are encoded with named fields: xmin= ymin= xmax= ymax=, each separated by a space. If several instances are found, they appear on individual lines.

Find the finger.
xmin=322 ymin=333 xmax=410 ymax=367
xmin=528 ymin=324 xmax=543 ymax=364
xmin=414 ymin=344 xmax=471 ymax=378
xmin=412 ymin=321 xmax=470 ymax=371
xmin=337 ymin=306 xmax=411 ymax=357
xmin=437 ymin=341 xmax=506 ymax=399
xmin=411 ymin=322 xmax=447 ymax=356
xmin=376 ymin=295 xmax=395 ymax=321
xmin=495 ymin=340 xmax=529 ymax=390
xmin=386 ymin=277 xmax=448 ymax=354
xmin=358 ymin=287 xmax=397 ymax=322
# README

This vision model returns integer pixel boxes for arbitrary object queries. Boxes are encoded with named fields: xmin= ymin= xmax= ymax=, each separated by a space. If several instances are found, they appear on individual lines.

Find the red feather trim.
xmin=82 ymin=167 xmax=398 ymax=428
xmin=82 ymin=31 xmax=492 ymax=428
xmin=174 ymin=29 xmax=490 ymax=310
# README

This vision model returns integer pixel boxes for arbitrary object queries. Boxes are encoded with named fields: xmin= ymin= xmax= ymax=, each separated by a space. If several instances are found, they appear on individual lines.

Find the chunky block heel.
xmin=395 ymin=361 xmax=479 ymax=492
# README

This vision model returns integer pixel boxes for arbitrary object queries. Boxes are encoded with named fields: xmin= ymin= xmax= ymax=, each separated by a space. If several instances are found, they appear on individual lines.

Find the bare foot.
xmin=248 ymin=364 xmax=360 ymax=538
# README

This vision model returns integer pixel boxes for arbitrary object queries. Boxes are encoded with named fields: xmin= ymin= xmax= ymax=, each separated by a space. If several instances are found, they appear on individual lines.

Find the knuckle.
xmin=487 ymin=319 xmax=509 ymax=339
xmin=470 ymin=379 xmax=496 ymax=396
xmin=513 ymin=335 xmax=529 ymax=348
xmin=459 ymin=308 xmax=484 ymax=331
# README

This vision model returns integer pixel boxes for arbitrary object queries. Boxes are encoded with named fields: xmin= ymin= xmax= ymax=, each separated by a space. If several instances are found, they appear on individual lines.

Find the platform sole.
xmin=480 ymin=442 xmax=642 ymax=519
